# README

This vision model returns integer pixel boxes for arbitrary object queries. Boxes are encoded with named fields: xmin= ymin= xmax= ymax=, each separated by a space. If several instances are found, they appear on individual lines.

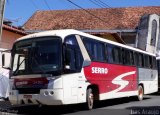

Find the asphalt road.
xmin=1 ymin=93 xmax=160 ymax=115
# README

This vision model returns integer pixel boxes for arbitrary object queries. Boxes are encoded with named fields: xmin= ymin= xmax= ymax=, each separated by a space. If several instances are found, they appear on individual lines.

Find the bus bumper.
xmin=9 ymin=89 xmax=63 ymax=105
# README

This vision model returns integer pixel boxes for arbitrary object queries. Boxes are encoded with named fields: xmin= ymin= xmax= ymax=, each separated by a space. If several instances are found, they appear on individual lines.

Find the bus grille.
xmin=17 ymin=88 xmax=40 ymax=94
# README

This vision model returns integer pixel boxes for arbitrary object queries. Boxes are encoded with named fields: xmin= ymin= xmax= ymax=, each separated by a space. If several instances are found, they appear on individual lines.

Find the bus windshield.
xmin=12 ymin=37 xmax=62 ymax=76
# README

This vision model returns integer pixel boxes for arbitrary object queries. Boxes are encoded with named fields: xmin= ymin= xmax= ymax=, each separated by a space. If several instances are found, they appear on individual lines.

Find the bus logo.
xmin=91 ymin=67 xmax=108 ymax=74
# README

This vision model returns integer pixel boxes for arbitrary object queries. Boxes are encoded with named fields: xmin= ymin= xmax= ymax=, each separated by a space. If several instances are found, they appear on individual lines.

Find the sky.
xmin=4 ymin=0 xmax=160 ymax=26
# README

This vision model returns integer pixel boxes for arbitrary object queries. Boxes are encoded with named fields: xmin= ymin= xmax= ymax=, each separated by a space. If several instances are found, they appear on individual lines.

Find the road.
xmin=1 ymin=93 xmax=160 ymax=115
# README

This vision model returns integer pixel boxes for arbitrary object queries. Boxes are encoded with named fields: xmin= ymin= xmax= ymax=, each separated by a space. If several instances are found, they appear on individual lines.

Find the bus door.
xmin=63 ymin=35 xmax=84 ymax=104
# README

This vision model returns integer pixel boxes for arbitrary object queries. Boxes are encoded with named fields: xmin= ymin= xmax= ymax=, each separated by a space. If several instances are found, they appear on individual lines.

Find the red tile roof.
xmin=23 ymin=6 xmax=160 ymax=31
xmin=3 ymin=24 xmax=27 ymax=35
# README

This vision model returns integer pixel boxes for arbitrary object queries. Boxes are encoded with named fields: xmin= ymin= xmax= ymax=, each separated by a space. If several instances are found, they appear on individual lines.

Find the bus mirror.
xmin=2 ymin=52 xmax=11 ymax=70
xmin=2 ymin=54 xmax=5 ymax=67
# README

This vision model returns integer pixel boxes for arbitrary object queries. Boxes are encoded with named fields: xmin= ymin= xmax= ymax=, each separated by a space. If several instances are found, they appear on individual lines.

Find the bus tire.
xmin=138 ymin=85 xmax=144 ymax=101
xmin=86 ymin=88 xmax=94 ymax=110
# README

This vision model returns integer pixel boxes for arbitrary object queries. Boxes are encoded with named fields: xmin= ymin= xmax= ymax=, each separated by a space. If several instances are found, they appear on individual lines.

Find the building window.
xmin=150 ymin=20 xmax=157 ymax=46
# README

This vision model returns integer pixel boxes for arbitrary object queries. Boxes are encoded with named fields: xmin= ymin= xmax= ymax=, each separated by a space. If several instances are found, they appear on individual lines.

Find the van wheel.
xmin=86 ymin=88 xmax=94 ymax=110
xmin=138 ymin=85 xmax=144 ymax=101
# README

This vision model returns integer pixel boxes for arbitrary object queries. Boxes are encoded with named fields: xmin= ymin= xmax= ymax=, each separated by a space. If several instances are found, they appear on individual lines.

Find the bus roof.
xmin=15 ymin=29 xmax=155 ymax=56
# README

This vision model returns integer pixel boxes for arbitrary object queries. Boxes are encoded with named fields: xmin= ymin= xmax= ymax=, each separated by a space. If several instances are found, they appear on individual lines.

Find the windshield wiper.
xmin=13 ymin=58 xmax=25 ymax=75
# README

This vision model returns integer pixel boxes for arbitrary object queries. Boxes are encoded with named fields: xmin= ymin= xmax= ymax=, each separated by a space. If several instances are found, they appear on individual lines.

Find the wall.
xmin=1 ymin=29 xmax=24 ymax=49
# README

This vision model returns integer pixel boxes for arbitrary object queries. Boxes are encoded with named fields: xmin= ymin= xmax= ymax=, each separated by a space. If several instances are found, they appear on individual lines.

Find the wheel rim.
xmin=138 ymin=86 xmax=143 ymax=100
xmin=88 ymin=90 xmax=94 ymax=109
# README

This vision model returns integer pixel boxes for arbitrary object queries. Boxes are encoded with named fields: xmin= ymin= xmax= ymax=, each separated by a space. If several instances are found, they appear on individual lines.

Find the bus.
xmin=157 ymin=57 xmax=160 ymax=90
xmin=4 ymin=29 xmax=158 ymax=109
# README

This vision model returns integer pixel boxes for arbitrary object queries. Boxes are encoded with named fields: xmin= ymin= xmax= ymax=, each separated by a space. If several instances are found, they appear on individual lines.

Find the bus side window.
xmin=121 ymin=48 xmax=125 ymax=64
xmin=119 ymin=48 xmax=123 ymax=64
xmin=112 ymin=47 xmax=120 ymax=64
xmin=75 ymin=49 xmax=84 ymax=70
xmin=125 ymin=50 xmax=134 ymax=66
xmin=138 ymin=54 xmax=142 ymax=67
xmin=130 ymin=51 xmax=134 ymax=66
xmin=144 ymin=55 xmax=149 ymax=68
xmin=138 ymin=54 xmax=143 ymax=67
xmin=149 ymin=56 xmax=153 ymax=68
xmin=96 ymin=42 xmax=105 ymax=62
xmin=64 ymin=35 xmax=83 ymax=73
xmin=82 ymin=38 xmax=93 ymax=60
xmin=105 ymin=44 xmax=108 ymax=62
xmin=65 ymin=48 xmax=76 ymax=72
xmin=82 ymin=37 xmax=106 ymax=62
xmin=124 ymin=50 xmax=128 ymax=65
xmin=134 ymin=52 xmax=138 ymax=66
xmin=107 ymin=45 xmax=114 ymax=63
xmin=152 ymin=57 xmax=157 ymax=69
xmin=123 ymin=49 xmax=129 ymax=65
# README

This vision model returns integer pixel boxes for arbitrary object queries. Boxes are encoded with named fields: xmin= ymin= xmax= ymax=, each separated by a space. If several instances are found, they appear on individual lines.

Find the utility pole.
xmin=0 ymin=0 xmax=6 ymax=45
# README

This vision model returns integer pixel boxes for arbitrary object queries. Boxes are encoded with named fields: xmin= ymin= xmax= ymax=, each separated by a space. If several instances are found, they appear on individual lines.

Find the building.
xmin=1 ymin=20 xmax=27 ymax=49
xmin=23 ymin=6 xmax=160 ymax=44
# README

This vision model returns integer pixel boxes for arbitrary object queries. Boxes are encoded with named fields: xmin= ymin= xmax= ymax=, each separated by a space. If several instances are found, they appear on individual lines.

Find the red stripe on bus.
xmin=84 ymin=62 xmax=137 ymax=94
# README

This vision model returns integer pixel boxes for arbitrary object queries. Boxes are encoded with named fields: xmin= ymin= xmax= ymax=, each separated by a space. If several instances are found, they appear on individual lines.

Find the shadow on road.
xmin=0 ymin=96 xmax=151 ymax=115
xmin=93 ymin=96 xmax=150 ymax=109
xmin=149 ymin=91 xmax=160 ymax=96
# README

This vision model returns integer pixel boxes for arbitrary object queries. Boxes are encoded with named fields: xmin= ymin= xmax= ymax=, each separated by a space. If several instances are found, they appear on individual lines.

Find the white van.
xmin=0 ymin=48 xmax=10 ymax=101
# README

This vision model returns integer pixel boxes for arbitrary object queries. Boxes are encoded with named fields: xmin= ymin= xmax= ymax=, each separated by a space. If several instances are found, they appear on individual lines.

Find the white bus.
xmin=157 ymin=57 xmax=160 ymax=90
xmin=4 ymin=29 xmax=158 ymax=109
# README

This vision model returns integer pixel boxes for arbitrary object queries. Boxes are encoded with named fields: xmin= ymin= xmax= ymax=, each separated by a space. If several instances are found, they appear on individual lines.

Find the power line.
xmin=43 ymin=0 xmax=52 ymax=10
xmin=89 ymin=0 xmax=104 ymax=8
xmin=43 ymin=0 xmax=59 ymax=22
xmin=88 ymin=0 xmax=123 ymax=16
xmin=65 ymin=0 xmax=124 ymax=41
xmin=95 ymin=0 xmax=135 ymax=22
xmin=93 ymin=0 xmax=107 ymax=8
xmin=6 ymin=0 xmax=9 ymax=5
xmin=88 ymin=0 xmax=123 ymax=15
xmin=96 ymin=0 xmax=111 ymax=8
xmin=66 ymin=0 xmax=109 ymax=24
xmin=31 ymin=0 xmax=39 ymax=10
xmin=89 ymin=0 xmax=111 ymax=8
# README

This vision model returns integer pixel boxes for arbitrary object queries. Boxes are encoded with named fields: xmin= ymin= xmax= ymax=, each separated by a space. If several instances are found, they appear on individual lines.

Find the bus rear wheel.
xmin=138 ymin=85 xmax=144 ymax=101
xmin=86 ymin=88 xmax=94 ymax=110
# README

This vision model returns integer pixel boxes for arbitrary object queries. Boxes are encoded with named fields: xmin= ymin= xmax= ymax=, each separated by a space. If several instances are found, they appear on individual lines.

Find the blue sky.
xmin=4 ymin=0 xmax=160 ymax=26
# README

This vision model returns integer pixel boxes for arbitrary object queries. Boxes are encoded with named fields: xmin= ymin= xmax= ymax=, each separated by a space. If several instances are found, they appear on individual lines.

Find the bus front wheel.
xmin=138 ymin=85 xmax=144 ymax=101
xmin=86 ymin=88 xmax=94 ymax=110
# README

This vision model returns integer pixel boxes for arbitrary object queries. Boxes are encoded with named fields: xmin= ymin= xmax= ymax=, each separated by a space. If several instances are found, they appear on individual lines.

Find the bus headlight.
xmin=44 ymin=91 xmax=49 ymax=96
xmin=49 ymin=91 xmax=54 ymax=96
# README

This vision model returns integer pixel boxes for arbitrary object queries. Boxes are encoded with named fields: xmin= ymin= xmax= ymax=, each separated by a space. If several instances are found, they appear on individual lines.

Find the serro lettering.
xmin=92 ymin=67 xmax=108 ymax=74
